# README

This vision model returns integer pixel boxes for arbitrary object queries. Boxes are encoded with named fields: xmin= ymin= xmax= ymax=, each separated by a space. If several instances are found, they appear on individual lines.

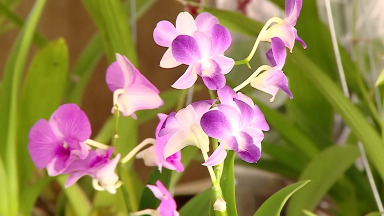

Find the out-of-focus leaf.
xmin=170 ymin=146 xmax=198 ymax=188
xmin=302 ymin=209 xmax=318 ymax=216
xmin=0 ymin=2 xmax=47 ymax=47
xmin=254 ymin=180 xmax=310 ymax=216
xmin=365 ymin=212 xmax=384 ymax=216
xmin=20 ymin=177 xmax=53 ymax=216
xmin=0 ymin=157 xmax=8 ymax=216
xmin=93 ymin=116 xmax=114 ymax=144
xmin=220 ymin=151 xmax=237 ymax=216
xmin=237 ymin=158 xmax=300 ymax=179
xmin=124 ymin=0 xmax=156 ymax=21
xmin=287 ymin=145 xmax=360 ymax=216
xmin=375 ymin=67 xmax=384 ymax=87
xmin=92 ymin=190 xmax=128 ymax=215
xmin=57 ymin=176 xmax=92 ymax=216
xmin=139 ymin=168 xmax=172 ymax=210
xmin=262 ymin=142 xmax=306 ymax=172
xmin=0 ymin=1 xmax=46 ymax=214
xmin=179 ymin=189 xmax=211 ymax=216
xmin=18 ymin=38 xmax=68 ymax=189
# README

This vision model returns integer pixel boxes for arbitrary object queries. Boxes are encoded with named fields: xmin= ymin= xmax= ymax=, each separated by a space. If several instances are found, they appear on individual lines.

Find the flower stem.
xmin=234 ymin=17 xmax=284 ymax=68
xmin=120 ymin=138 xmax=156 ymax=164
xmin=112 ymin=105 xmax=120 ymax=147
xmin=233 ymin=65 xmax=271 ymax=92
xmin=85 ymin=139 xmax=110 ymax=150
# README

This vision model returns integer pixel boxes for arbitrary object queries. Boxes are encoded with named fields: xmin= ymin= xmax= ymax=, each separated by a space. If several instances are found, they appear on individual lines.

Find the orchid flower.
xmin=251 ymin=37 xmax=293 ymax=102
xmin=28 ymin=104 xmax=91 ymax=176
xmin=159 ymin=100 xmax=215 ymax=159
xmin=200 ymin=86 xmax=269 ymax=166
xmin=261 ymin=0 xmax=306 ymax=52
xmin=131 ymin=181 xmax=179 ymax=216
xmin=106 ymin=53 xmax=163 ymax=118
xmin=136 ymin=114 xmax=184 ymax=173
xmin=63 ymin=148 xmax=121 ymax=194
xmin=154 ymin=12 xmax=235 ymax=90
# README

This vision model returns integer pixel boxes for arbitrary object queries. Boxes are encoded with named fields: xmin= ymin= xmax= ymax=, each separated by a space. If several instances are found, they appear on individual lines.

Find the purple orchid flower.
xmin=63 ymin=148 xmax=121 ymax=194
xmin=251 ymin=37 xmax=293 ymax=102
xmin=28 ymin=104 xmax=91 ymax=176
xmin=261 ymin=0 xmax=306 ymax=52
xmin=153 ymin=12 xmax=234 ymax=90
xmin=136 ymin=114 xmax=184 ymax=173
xmin=106 ymin=53 xmax=163 ymax=118
xmin=132 ymin=180 xmax=179 ymax=216
xmin=200 ymin=86 xmax=269 ymax=166
xmin=159 ymin=100 xmax=215 ymax=159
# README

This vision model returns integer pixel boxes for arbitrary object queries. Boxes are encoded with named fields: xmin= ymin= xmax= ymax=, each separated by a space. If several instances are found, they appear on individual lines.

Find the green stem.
xmin=176 ymin=89 xmax=188 ymax=110
xmin=112 ymin=105 xmax=119 ymax=147
xmin=211 ymin=181 xmax=228 ymax=216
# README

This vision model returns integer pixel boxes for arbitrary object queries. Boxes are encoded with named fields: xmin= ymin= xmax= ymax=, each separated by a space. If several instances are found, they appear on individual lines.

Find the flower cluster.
xmin=28 ymin=0 xmax=305 ymax=215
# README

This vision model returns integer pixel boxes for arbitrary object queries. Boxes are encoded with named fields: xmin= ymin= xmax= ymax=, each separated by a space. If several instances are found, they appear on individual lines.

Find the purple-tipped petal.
xmin=262 ymin=23 xmax=295 ymax=52
xmin=227 ymin=132 xmax=261 ymax=163
xmin=294 ymin=28 xmax=307 ymax=49
xmin=49 ymin=104 xmax=91 ymax=142
xmin=194 ymin=31 xmax=212 ymax=58
xmin=285 ymin=0 xmax=302 ymax=26
xmin=210 ymin=24 xmax=232 ymax=56
xmin=191 ymin=99 xmax=216 ymax=118
xmin=106 ymin=61 xmax=127 ymax=92
xmin=250 ymin=105 xmax=270 ymax=131
xmin=195 ymin=12 xmax=219 ymax=36
xmin=242 ymin=127 xmax=264 ymax=145
xmin=271 ymin=37 xmax=287 ymax=69
xmin=213 ymin=55 xmax=235 ymax=75
xmin=65 ymin=171 xmax=87 ymax=188
xmin=171 ymin=65 xmax=198 ymax=89
xmin=250 ymin=69 xmax=280 ymax=102
xmin=201 ymin=110 xmax=233 ymax=139
xmin=216 ymin=104 xmax=241 ymax=130
xmin=217 ymin=85 xmax=238 ymax=105
xmin=264 ymin=69 xmax=293 ymax=99
xmin=160 ymin=47 xmax=182 ymax=69
xmin=266 ymin=49 xmax=276 ymax=67
xmin=159 ymin=112 xmax=180 ymax=137
xmin=236 ymin=92 xmax=255 ymax=108
xmin=164 ymin=151 xmax=184 ymax=172
xmin=202 ymin=143 xmax=227 ymax=166
xmin=200 ymin=60 xmax=226 ymax=90
xmin=28 ymin=119 xmax=60 ymax=169
xmin=172 ymin=35 xmax=202 ymax=65
xmin=233 ymin=99 xmax=254 ymax=130
xmin=153 ymin=21 xmax=177 ymax=47
xmin=176 ymin=12 xmax=197 ymax=35
xmin=156 ymin=180 xmax=178 ymax=215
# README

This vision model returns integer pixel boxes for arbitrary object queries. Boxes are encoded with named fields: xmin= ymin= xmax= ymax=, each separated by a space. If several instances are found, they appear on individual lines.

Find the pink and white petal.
xmin=163 ymin=157 xmax=184 ymax=172
xmin=159 ymin=112 xmax=181 ymax=137
xmin=49 ymin=104 xmax=91 ymax=142
xmin=265 ymin=49 xmax=276 ymax=67
xmin=294 ymin=28 xmax=307 ymax=49
xmin=156 ymin=180 xmax=177 ymax=212
xmin=164 ymin=129 xmax=198 ymax=158
xmin=118 ymin=86 xmax=164 ymax=117
xmin=172 ymin=35 xmax=202 ymax=65
xmin=147 ymin=184 xmax=164 ymax=200
xmin=65 ymin=171 xmax=88 ymax=188
xmin=153 ymin=20 xmax=177 ymax=47
xmin=116 ymin=53 xmax=135 ymax=87
xmin=227 ymin=132 xmax=261 ymax=163
xmin=271 ymin=37 xmax=287 ymax=69
xmin=202 ymin=143 xmax=227 ymax=167
xmin=95 ymin=154 xmax=120 ymax=192
xmin=195 ymin=12 xmax=219 ymax=36
xmin=126 ymin=56 xmax=160 ymax=93
xmin=160 ymin=47 xmax=182 ymax=69
xmin=250 ymin=70 xmax=279 ymax=102
xmin=264 ymin=69 xmax=293 ymax=99
xmin=201 ymin=61 xmax=226 ymax=90
xmin=176 ymin=12 xmax=197 ymax=35
xmin=28 ymin=119 xmax=60 ymax=169
xmin=212 ymin=55 xmax=234 ymax=75
xmin=106 ymin=61 xmax=126 ymax=92
xmin=233 ymin=99 xmax=254 ymax=130
xmin=250 ymin=105 xmax=270 ymax=131
xmin=242 ymin=127 xmax=264 ymax=144
xmin=217 ymin=85 xmax=238 ymax=106
xmin=285 ymin=0 xmax=302 ymax=26
xmin=236 ymin=92 xmax=255 ymax=108
xmin=175 ymin=105 xmax=198 ymax=127
xmin=171 ymin=65 xmax=198 ymax=89
xmin=193 ymin=31 xmax=212 ymax=58
xmin=136 ymin=146 xmax=159 ymax=167
xmin=216 ymin=104 xmax=241 ymax=130
xmin=190 ymin=99 xmax=216 ymax=119
xmin=210 ymin=24 xmax=232 ymax=57
xmin=201 ymin=110 xmax=233 ymax=140
xmin=261 ymin=23 xmax=295 ymax=52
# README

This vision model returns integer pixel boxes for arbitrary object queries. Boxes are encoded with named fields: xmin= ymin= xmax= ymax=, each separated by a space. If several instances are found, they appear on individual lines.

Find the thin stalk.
xmin=112 ymin=105 xmax=120 ymax=147
xmin=186 ymin=85 xmax=195 ymax=105
xmin=85 ymin=139 xmax=110 ymax=150
xmin=325 ymin=0 xmax=384 ymax=213
xmin=234 ymin=17 xmax=284 ymax=68
xmin=233 ymin=65 xmax=271 ymax=92
xmin=120 ymin=138 xmax=156 ymax=164
xmin=176 ymin=89 xmax=188 ymax=110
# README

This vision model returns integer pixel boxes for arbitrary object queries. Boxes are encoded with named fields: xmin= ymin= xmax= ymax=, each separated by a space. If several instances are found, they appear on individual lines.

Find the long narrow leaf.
xmin=179 ymin=189 xmax=211 ymax=216
xmin=220 ymin=151 xmax=237 ymax=216
xmin=20 ymin=177 xmax=53 ymax=216
xmin=0 ymin=157 xmax=8 ymax=215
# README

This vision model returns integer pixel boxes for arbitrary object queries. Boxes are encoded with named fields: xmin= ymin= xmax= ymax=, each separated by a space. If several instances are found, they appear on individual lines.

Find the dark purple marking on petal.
xmin=271 ymin=37 xmax=287 ymax=69
xmin=201 ymin=110 xmax=233 ymax=139
xmin=210 ymin=24 xmax=232 ymax=57
xmin=172 ymin=35 xmax=201 ymax=65
xmin=265 ymin=70 xmax=293 ymax=99
xmin=266 ymin=49 xmax=277 ymax=67
xmin=227 ymin=132 xmax=261 ymax=163
xmin=159 ymin=112 xmax=180 ymax=137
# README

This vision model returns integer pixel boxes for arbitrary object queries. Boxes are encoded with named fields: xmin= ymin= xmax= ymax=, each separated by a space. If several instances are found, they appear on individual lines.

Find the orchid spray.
xmin=27 ymin=0 xmax=306 ymax=215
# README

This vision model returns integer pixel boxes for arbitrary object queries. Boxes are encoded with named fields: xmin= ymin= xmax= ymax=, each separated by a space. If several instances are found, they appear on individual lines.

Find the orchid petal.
xmin=153 ymin=20 xmax=177 ymax=47
xmin=171 ymin=65 xmax=198 ymax=89
xmin=164 ymin=129 xmax=198 ymax=158
xmin=217 ymin=85 xmax=238 ymax=106
xmin=233 ymin=99 xmax=254 ymax=130
xmin=106 ymin=61 xmax=127 ymax=92
xmin=285 ymin=0 xmax=302 ymax=26
xmin=201 ymin=110 xmax=233 ymax=140
xmin=160 ymin=47 xmax=182 ymax=69
xmin=175 ymin=105 xmax=198 ymax=127
xmin=250 ymin=105 xmax=270 ymax=131
xmin=261 ymin=23 xmax=295 ymax=52
xmin=172 ymin=35 xmax=201 ymax=65
xmin=201 ymin=60 xmax=226 ymax=90
xmin=116 ymin=53 xmax=134 ymax=87
xmin=227 ymin=132 xmax=261 ymax=163
xmin=202 ymin=143 xmax=227 ymax=166
xmin=271 ymin=37 xmax=287 ymax=69
xmin=159 ymin=112 xmax=180 ymax=137
xmin=266 ymin=49 xmax=276 ymax=67
xmin=294 ymin=28 xmax=307 ymax=49
xmin=236 ymin=92 xmax=255 ymax=108
xmin=194 ymin=31 xmax=212 ymax=58
xmin=190 ymin=99 xmax=216 ymax=118
xmin=250 ymin=69 xmax=279 ymax=102
xmin=216 ymin=104 xmax=241 ymax=130
xmin=265 ymin=69 xmax=293 ymax=99
xmin=65 ymin=171 xmax=87 ymax=188
xmin=212 ymin=55 xmax=234 ymax=75
xmin=210 ymin=24 xmax=232 ymax=56
xmin=176 ymin=12 xmax=197 ymax=35
xmin=195 ymin=12 xmax=219 ymax=36
xmin=136 ymin=145 xmax=159 ymax=167
xmin=49 ymin=104 xmax=91 ymax=142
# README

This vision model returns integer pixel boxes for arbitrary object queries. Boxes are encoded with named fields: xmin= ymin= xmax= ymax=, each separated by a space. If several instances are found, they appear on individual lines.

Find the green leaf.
xmin=0 ymin=157 xmax=8 ymax=216
xmin=375 ymin=67 xmax=384 ymax=87
xmin=220 ymin=151 xmax=237 ymax=216
xmin=365 ymin=212 xmax=384 ymax=216
xmin=57 ymin=176 xmax=92 ymax=216
xmin=20 ymin=177 xmax=53 ymax=216
xmin=179 ymin=189 xmax=211 ymax=216
xmin=237 ymin=158 xmax=300 ymax=179
xmin=0 ymin=1 xmax=46 ymax=214
xmin=18 ymin=38 xmax=68 ymax=189
xmin=139 ymin=168 xmax=172 ymax=210
xmin=262 ymin=142 xmax=306 ymax=172
xmin=254 ymin=180 xmax=310 ymax=216
xmin=287 ymin=145 xmax=360 ymax=216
